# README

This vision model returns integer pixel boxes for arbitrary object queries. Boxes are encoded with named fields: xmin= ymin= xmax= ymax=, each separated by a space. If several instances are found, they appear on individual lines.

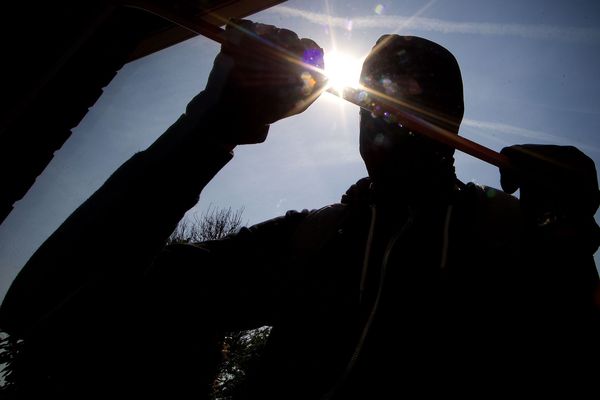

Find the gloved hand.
xmin=204 ymin=18 xmax=325 ymax=145
xmin=500 ymin=144 xmax=600 ymax=252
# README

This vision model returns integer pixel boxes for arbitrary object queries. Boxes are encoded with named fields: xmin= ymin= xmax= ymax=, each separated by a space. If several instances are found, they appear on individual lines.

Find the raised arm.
xmin=0 ymin=18 xmax=325 ymax=338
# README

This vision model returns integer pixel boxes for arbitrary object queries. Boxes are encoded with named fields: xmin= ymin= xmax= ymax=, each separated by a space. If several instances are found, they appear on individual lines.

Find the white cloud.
xmin=462 ymin=118 xmax=562 ymax=142
xmin=268 ymin=6 xmax=600 ymax=42
xmin=462 ymin=118 xmax=599 ymax=153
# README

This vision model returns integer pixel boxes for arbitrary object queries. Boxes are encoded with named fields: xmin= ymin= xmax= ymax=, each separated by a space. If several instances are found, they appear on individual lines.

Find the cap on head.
xmin=360 ymin=35 xmax=464 ymax=134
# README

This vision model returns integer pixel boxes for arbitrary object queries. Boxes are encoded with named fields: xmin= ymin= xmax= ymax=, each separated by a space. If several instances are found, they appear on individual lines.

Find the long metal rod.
xmin=340 ymin=88 xmax=511 ymax=169
xmin=125 ymin=2 xmax=511 ymax=170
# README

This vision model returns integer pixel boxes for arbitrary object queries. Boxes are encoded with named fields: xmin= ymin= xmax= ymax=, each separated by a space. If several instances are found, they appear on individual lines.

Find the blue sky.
xmin=1 ymin=0 xmax=600 ymax=303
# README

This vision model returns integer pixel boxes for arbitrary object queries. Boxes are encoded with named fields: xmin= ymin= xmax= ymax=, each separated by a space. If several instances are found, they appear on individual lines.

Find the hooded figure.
xmin=359 ymin=35 xmax=463 ymax=193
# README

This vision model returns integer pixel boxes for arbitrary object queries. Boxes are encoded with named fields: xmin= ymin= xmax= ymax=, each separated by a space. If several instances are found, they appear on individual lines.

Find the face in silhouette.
xmin=358 ymin=35 xmax=464 ymax=190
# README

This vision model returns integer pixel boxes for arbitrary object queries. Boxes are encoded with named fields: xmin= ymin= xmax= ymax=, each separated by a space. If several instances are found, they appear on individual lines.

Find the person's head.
xmin=359 ymin=35 xmax=464 ymax=191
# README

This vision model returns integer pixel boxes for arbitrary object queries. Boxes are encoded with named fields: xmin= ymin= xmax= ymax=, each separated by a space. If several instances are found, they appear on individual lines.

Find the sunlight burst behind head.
xmin=324 ymin=51 xmax=364 ymax=95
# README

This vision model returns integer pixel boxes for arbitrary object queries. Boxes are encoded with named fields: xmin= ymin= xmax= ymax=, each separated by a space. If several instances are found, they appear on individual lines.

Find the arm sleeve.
xmin=0 ymin=91 xmax=255 ymax=336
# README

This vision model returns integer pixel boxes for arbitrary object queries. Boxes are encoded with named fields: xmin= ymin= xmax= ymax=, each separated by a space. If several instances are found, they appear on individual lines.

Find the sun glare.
xmin=324 ymin=51 xmax=364 ymax=95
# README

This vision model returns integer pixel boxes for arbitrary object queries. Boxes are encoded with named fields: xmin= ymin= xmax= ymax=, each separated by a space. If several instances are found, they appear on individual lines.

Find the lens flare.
xmin=324 ymin=51 xmax=364 ymax=95
xmin=300 ymin=71 xmax=317 ymax=96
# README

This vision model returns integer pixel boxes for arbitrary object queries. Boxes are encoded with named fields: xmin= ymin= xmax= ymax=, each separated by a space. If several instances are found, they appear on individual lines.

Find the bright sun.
xmin=324 ymin=51 xmax=364 ymax=94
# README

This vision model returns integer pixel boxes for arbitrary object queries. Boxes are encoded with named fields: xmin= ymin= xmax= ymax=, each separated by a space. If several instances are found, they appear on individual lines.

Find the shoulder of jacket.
xmin=291 ymin=204 xmax=351 ymax=252
xmin=304 ymin=203 xmax=349 ymax=222
xmin=467 ymin=183 xmax=520 ymax=218
xmin=217 ymin=205 xmax=349 ymax=249
xmin=462 ymin=182 xmax=523 ymax=252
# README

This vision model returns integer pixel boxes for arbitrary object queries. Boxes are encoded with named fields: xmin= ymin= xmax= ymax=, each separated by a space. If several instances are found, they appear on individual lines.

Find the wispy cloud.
xmin=462 ymin=118 xmax=599 ymax=153
xmin=268 ymin=6 xmax=600 ymax=43
xmin=462 ymin=118 xmax=562 ymax=142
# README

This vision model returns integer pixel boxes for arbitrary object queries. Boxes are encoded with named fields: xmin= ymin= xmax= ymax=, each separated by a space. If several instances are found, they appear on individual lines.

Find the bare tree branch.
xmin=168 ymin=204 xmax=245 ymax=244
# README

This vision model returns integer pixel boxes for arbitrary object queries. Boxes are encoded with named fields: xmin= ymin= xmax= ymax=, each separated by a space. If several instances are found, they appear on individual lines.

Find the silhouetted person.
xmin=1 ymin=19 xmax=599 ymax=399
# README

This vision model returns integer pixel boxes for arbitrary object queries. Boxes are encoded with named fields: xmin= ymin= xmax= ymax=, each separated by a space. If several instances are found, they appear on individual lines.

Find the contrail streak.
xmin=462 ymin=118 xmax=562 ymax=142
xmin=268 ymin=6 xmax=600 ymax=42
xmin=462 ymin=118 xmax=599 ymax=153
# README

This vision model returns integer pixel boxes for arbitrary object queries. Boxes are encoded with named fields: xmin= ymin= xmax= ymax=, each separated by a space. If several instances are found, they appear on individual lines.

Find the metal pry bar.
xmin=124 ymin=1 xmax=511 ymax=170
